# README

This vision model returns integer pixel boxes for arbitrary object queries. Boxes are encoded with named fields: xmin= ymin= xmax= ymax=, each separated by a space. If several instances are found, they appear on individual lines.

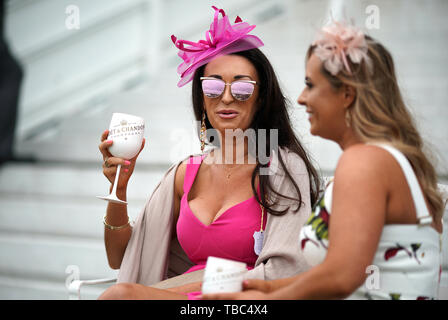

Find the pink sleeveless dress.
xmin=176 ymin=154 xmax=266 ymax=299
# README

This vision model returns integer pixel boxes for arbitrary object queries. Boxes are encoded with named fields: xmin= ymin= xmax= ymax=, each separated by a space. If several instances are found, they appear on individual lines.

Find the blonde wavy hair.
xmin=307 ymin=35 xmax=444 ymax=224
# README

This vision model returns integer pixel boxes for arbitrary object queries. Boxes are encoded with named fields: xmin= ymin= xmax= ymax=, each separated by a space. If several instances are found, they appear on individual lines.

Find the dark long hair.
xmin=192 ymin=48 xmax=321 ymax=215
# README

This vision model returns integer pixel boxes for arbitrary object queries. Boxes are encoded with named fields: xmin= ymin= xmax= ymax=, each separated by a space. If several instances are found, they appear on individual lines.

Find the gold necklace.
xmin=223 ymin=164 xmax=239 ymax=179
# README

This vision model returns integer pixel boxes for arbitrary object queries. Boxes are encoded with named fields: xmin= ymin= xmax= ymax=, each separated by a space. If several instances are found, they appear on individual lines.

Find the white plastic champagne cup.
xmin=97 ymin=113 xmax=145 ymax=204
xmin=201 ymin=256 xmax=247 ymax=294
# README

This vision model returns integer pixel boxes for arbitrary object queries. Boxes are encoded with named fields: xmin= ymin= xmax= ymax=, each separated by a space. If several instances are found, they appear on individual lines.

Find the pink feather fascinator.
xmin=312 ymin=21 xmax=372 ymax=76
xmin=171 ymin=6 xmax=264 ymax=87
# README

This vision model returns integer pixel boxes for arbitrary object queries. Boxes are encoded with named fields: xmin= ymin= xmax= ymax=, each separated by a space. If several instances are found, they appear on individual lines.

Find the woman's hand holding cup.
xmin=99 ymin=129 xmax=145 ymax=191
xmin=97 ymin=112 xmax=145 ymax=204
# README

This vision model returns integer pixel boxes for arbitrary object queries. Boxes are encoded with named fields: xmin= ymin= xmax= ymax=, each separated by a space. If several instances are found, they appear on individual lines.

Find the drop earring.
xmin=345 ymin=109 xmax=351 ymax=128
xmin=200 ymin=111 xmax=206 ymax=152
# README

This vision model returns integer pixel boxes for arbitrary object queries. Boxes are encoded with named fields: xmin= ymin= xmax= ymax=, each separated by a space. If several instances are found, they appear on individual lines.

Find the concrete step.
xmin=0 ymin=231 xmax=117 ymax=280
xmin=0 ymin=231 xmax=118 ymax=300
xmin=0 ymin=195 xmax=141 ymax=238
xmin=0 ymin=162 xmax=168 ymax=201
xmin=15 ymin=77 xmax=202 ymax=165
xmin=0 ymin=161 xmax=170 ymax=299
xmin=0 ymin=274 xmax=110 ymax=300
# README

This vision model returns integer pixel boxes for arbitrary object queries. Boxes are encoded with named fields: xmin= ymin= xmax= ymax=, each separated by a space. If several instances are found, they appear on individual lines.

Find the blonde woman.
xmin=203 ymin=21 xmax=444 ymax=300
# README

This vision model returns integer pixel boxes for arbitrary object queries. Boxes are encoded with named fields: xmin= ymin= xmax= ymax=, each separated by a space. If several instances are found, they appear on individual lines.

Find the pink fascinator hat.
xmin=312 ymin=20 xmax=372 ymax=76
xmin=171 ymin=6 xmax=264 ymax=87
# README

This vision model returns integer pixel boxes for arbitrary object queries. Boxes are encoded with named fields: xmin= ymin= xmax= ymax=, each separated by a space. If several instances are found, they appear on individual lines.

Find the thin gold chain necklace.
xmin=223 ymin=164 xmax=239 ymax=179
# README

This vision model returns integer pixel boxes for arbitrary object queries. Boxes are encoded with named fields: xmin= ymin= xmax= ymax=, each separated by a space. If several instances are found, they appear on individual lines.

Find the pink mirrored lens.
xmin=231 ymin=81 xmax=254 ymax=101
xmin=202 ymin=79 xmax=225 ymax=98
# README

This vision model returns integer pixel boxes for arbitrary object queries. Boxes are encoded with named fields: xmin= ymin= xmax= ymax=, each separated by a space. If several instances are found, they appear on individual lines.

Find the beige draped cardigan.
xmin=117 ymin=147 xmax=312 ymax=286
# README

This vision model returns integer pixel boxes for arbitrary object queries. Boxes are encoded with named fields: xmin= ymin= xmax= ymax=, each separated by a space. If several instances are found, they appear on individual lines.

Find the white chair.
xmin=67 ymin=277 xmax=116 ymax=300
xmin=66 ymin=238 xmax=201 ymax=299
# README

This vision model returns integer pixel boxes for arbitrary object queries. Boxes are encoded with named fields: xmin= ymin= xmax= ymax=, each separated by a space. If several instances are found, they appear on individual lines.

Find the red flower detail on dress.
xmin=384 ymin=243 xmax=422 ymax=264
xmin=319 ymin=207 xmax=329 ymax=224
xmin=301 ymin=237 xmax=319 ymax=250
xmin=384 ymin=246 xmax=408 ymax=261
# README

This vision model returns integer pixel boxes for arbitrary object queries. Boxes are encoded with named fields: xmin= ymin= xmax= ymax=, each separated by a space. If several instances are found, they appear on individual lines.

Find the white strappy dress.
xmin=299 ymin=144 xmax=442 ymax=299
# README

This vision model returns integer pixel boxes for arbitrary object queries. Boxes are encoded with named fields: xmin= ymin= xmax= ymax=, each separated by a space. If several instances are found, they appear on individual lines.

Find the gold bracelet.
xmin=103 ymin=215 xmax=130 ymax=230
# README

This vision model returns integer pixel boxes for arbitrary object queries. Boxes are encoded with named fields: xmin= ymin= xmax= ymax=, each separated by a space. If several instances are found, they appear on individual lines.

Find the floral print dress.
xmin=299 ymin=144 xmax=442 ymax=300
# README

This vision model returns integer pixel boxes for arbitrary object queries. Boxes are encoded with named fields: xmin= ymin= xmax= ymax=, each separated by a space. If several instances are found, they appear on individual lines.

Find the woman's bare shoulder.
xmin=338 ymin=144 xmax=396 ymax=168
xmin=335 ymin=144 xmax=397 ymax=185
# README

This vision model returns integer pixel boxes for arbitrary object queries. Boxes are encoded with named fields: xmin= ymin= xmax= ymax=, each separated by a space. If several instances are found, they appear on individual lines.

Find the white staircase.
xmin=0 ymin=0 xmax=447 ymax=300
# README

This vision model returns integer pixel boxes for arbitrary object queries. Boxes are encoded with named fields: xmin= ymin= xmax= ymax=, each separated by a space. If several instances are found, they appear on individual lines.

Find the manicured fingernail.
xmin=124 ymin=168 xmax=129 ymax=173
xmin=124 ymin=160 xmax=131 ymax=166
xmin=106 ymin=140 xmax=113 ymax=144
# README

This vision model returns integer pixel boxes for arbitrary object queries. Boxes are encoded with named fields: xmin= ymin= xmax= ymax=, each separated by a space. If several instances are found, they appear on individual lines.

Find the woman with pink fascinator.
xmin=97 ymin=6 xmax=321 ymax=299
xmin=203 ymin=21 xmax=444 ymax=300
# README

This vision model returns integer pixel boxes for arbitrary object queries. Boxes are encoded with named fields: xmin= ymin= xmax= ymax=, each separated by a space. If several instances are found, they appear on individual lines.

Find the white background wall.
xmin=0 ymin=0 xmax=447 ymax=299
